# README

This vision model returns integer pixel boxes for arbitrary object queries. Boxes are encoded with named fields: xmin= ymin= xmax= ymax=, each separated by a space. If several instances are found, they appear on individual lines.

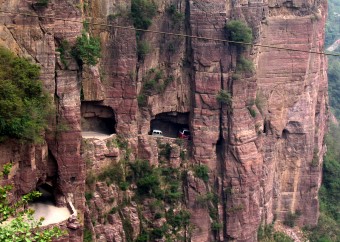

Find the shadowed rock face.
xmin=0 ymin=0 xmax=327 ymax=241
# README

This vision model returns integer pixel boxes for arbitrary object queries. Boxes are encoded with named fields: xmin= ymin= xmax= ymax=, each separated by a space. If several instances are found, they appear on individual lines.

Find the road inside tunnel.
xmin=150 ymin=112 xmax=190 ymax=138
xmin=29 ymin=201 xmax=71 ymax=226
xmin=150 ymin=119 xmax=184 ymax=138
xmin=28 ymin=184 xmax=71 ymax=226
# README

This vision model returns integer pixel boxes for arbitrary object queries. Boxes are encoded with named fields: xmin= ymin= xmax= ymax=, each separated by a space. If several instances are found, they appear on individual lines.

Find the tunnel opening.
xmin=34 ymin=183 xmax=55 ymax=203
xmin=81 ymin=101 xmax=116 ymax=135
xmin=27 ymin=150 xmax=71 ymax=226
xmin=150 ymin=112 xmax=190 ymax=138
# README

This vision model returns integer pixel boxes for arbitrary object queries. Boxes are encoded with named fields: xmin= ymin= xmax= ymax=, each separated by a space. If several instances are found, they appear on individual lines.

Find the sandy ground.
xmin=29 ymin=202 xmax=71 ymax=226
xmin=81 ymin=131 xmax=114 ymax=140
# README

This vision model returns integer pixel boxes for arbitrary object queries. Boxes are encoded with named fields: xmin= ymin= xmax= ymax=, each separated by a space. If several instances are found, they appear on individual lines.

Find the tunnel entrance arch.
xmin=150 ymin=112 xmax=190 ymax=138
xmin=34 ymin=183 xmax=55 ymax=203
xmin=81 ymin=101 xmax=116 ymax=135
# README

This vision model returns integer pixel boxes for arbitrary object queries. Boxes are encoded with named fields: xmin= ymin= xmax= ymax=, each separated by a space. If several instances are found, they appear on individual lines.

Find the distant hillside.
xmin=327 ymin=0 xmax=340 ymax=117
xmin=326 ymin=0 xmax=340 ymax=47
xmin=308 ymin=0 xmax=340 ymax=240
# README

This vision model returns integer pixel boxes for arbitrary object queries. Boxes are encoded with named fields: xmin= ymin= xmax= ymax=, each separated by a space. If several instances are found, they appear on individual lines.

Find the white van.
xmin=151 ymin=129 xmax=163 ymax=136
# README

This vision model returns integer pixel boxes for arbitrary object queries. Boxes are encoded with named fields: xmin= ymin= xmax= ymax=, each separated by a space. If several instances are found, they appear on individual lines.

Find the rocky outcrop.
xmin=0 ymin=1 xmax=84 ymax=241
xmin=0 ymin=0 xmax=328 ymax=241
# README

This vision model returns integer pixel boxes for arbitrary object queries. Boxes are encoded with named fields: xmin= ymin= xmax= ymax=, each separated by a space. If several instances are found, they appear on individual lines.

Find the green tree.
xmin=0 ymin=46 xmax=53 ymax=143
xmin=225 ymin=20 xmax=253 ymax=44
xmin=130 ymin=0 xmax=157 ymax=30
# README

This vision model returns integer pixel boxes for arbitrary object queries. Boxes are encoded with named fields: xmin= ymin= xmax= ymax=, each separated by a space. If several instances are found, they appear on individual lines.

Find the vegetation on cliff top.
xmin=0 ymin=46 xmax=53 ymax=143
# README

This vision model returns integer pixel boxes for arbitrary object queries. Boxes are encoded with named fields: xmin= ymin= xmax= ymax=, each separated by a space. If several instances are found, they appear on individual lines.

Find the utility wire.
xmin=1 ymin=9 xmax=339 ymax=57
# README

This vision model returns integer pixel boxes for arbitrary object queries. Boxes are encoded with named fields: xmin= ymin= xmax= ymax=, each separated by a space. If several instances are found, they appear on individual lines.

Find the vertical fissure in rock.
xmin=219 ymin=58 xmax=231 ymax=241
xmin=185 ymin=0 xmax=195 ymax=160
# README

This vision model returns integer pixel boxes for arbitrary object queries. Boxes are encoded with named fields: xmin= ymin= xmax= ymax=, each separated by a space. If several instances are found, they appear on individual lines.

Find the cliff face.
xmin=0 ymin=0 xmax=327 ymax=241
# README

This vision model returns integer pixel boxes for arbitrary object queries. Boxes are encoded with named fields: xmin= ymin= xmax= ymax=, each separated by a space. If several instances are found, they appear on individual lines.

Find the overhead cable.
xmin=0 ymin=10 xmax=339 ymax=57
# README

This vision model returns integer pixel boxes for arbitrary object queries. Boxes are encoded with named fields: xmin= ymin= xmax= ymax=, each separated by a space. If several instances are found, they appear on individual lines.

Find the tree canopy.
xmin=0 ymin=46 xmax=52 ymax=143
xmin=225 ymin=20 xmax=253 ymax=44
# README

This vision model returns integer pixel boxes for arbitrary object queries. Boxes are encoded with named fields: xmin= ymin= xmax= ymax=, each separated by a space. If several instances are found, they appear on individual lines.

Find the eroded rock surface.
xmin=0 ymin=0 xmax=327 ymax=241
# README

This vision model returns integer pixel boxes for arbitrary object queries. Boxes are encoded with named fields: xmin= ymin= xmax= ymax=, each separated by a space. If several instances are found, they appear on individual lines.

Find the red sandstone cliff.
xmin=0 ymin=0 xmax=327 ymax=241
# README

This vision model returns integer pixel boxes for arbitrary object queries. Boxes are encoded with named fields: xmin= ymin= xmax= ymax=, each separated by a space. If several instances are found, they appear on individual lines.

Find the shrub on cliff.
xmin=130 ymin=0 xmax=157 ymax=30
xmin=225 ymin=20 xmax=253 ymax=45
xmin=56 ymin=39 xmax=71 ymax=69
xmin=72 ymin=32 xmax=101 ymax=66
xmin=236 ymin=56 xmax=254 ymax=74
xmin=137 ymin=69 xmax=174 ymax=108
xmin=216 ymin=90 xmax=232 ymax=106
xmin=137 ymin=40 xmax=151 ymax=61
xmin=193 ymin=164 xmax=209 ymax=182
xmin=167 ymin=4 xmax=184 ymax=29
xmin=129 ymin=160 xmax=162 ymax=197
xmin=258 ymin=224 xmax=293 ymax=242
xmin=0 ymin=47 xmax=53 ymax=143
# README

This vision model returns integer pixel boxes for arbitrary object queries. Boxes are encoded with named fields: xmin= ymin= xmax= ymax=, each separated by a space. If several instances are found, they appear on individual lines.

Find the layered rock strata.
xmin=0 ymin=0 xmax=328 ymax=241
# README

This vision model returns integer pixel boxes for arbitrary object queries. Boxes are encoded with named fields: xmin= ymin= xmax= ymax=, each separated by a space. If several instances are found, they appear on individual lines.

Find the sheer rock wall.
xmin=0 ymin=0 xmax=327 ymax=241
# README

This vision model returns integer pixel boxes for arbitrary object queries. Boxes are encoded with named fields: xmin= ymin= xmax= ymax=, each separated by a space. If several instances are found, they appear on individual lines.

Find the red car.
xmin=178 ymin=128 xmax=191 ymax=139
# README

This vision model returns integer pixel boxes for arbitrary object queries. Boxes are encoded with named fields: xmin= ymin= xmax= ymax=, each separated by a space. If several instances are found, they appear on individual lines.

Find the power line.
xmin=1 ymin=9 xmax=339 ymax=57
